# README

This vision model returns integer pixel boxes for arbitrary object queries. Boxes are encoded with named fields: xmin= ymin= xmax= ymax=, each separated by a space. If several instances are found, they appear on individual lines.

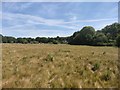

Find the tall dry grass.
xmin=2 ymin=44 xmax=119 ymax=88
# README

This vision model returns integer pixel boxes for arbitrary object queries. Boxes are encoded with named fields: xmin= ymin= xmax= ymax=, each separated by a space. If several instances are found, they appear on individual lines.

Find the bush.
xmin=92 ymin=62 xmax=100 ymax=71
xmin=101 ymin=71 xmax=111 ymax=81
xmin=52 ymin=40 xmax=59 ymax=44
xmin=45 ymin=54 xmax=54 ymax=62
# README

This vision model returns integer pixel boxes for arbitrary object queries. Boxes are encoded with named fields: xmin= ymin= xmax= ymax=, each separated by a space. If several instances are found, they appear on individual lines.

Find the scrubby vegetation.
xmin=91 ymin=62 xmax=100 ymax=71
xmin=1 ymin=22 xmax=120 ymax=46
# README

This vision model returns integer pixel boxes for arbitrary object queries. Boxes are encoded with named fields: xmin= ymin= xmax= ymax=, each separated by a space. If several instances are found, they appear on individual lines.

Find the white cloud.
xmin=3 ymin=12 xmax=77 ymax=29
xmin=2 ymin=12 xmax=117 ymax=37
xmin=69 ymin=16 xmax=77 ymax=21
xmin=3 ymin=12 xmax=117 ymax=29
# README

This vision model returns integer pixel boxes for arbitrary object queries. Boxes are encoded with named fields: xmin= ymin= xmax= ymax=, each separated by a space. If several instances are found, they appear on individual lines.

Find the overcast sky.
xmin=1 ymin=2 xmax=118 ymax=37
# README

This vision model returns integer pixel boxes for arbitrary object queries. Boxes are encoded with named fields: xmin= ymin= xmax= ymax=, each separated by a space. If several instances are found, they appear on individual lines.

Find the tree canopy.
xmin=69 ymin=26 xmax=95 ymax=45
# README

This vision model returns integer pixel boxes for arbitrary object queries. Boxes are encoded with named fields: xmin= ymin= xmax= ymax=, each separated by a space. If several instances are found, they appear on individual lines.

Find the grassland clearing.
xmin=2 ymin=44 xmax=119 ymax=88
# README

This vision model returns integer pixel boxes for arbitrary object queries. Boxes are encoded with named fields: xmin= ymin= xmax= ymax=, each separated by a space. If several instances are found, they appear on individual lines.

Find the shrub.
xmin=52 ymin=40 xmax=59 ymax=44
xmin=101 ymin=71 xmax=111 ymax=81
xmin=45 ymin=54 xmax=54 ymax=62
xmin=92 ymin=62 xmax=100 ymax=71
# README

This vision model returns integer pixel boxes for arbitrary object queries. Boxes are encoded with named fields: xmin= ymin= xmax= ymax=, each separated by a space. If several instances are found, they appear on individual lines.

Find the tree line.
xmin=1 ymin=35 xmax=68 ymax=44
xmin=1 ymin=22 xmax=120 ymax=47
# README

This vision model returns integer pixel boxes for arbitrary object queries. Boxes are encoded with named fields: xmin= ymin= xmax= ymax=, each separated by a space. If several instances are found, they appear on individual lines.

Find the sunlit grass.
xmin=2 ymin=44 xmax=119 ymax=88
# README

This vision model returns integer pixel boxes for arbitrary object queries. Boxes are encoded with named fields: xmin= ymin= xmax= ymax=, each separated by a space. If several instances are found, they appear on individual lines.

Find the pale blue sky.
xmin=1 ymin=2 xmax=118 ymax=37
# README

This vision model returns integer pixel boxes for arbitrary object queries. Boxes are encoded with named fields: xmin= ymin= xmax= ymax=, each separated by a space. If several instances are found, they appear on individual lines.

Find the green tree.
xmin=36 ymin=37 xmax=48 ymax=43
xmin=101 ymin=23 xmax=120 ymax=40
xmin=93 ymin=32 xmax=108 ymax=45
xmin=26 ymin=38 xmax=35 ymax=43
xmin=7 ymin=37 xmax=16 ymax=43
xmin=70 ymin=26 xmax=95 ymax=45
xmin=116 ymin=34 xmax=120 ymax=47
xmin=0 ymin=34 xmax=2 ymax=43
xmin=22 ymin=38 xmax=28 ymax=44
xmin=2 ymin=36 xmax=16 ymax=43
xmin=17 ymin=38 xmax=28 ymax=44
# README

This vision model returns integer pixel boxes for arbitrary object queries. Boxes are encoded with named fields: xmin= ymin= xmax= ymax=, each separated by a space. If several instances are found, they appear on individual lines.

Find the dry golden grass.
xmin=2 ymin=43 xmax=119 ymax=88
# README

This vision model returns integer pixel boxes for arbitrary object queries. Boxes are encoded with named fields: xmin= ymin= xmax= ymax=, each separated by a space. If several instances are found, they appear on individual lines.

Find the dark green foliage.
xmin=101 ymin=23 xmax=120 ymax=46
xmin=94 ymin=32 xmax=108 ymax=43
xmin=69 ymin=23 xmax=120 ymax=46
xmin=1 ymin=35 xmax=67 ymax=44
xmin=2 ymin=36 xmax=16 ymax=43
xmin=36 ymin=37 xmax=48 ymax=43
xmin=0 ymin=34 xmax=2 ymax=43
xmin=26 ymin=38 xmax=35 ymax=43
xmin=101 ymin=23 xmax=120 ymax=40
xmin=52 ymin=40 xmax=59 ymax=44
xmin=17 ymin=38 xmax=28 ymax=44
xmin=92 ymin=62 xmax=100 ymax=71
xmin=93 ymin=32 xmax=108 ymax=46
xmin=35 ymin=37 xmax=67 ymax=44
xmin=116 ymin=34 xmax=120 ymax=47
xmin=69 ymin=26 xmax=95 ymax=45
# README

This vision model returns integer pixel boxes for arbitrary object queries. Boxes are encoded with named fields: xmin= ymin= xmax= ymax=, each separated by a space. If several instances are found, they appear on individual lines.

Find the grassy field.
xmin=2 ymin=44 xmax=119 ymax=88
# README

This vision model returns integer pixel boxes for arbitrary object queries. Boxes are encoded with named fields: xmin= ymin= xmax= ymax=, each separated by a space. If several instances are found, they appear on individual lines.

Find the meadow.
xmin=2 ymin=44 xmax=119 ymax=88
